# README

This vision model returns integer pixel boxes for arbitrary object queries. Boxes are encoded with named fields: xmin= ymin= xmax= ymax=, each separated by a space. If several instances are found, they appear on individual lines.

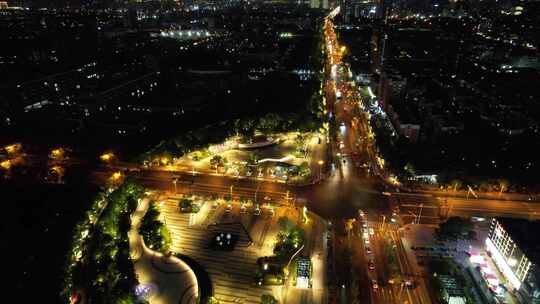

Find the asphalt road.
xmin=394 ymin=192 xmax=540 ymax=225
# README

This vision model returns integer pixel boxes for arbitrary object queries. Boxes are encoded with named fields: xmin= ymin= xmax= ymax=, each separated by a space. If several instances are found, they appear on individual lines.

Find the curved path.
xmin=129 ymin=198 xmax=199 ymax=304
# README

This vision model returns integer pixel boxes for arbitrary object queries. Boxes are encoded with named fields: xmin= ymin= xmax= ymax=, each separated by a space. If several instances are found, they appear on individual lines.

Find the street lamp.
xmin=417 ymin=203 xmax=423 ymax=225
xmin=318 ymin=160 xmax=324 ymax=180
xmin=172 ymin=178 xmax=178 ymax=193
xmin=100 ymin=152 xmax=114 ymax=163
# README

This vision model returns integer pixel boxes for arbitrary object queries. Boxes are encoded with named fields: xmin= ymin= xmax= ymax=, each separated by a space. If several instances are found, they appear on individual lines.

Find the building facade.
xmin=486 ymin=218 xmax=540 ymax=303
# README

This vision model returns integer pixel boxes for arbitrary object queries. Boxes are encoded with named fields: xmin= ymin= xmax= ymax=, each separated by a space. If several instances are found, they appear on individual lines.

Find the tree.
xmin=139 ymin=203 xmax=169 ymax=252
xmin=247 ymin=152 xmax=259 ymax=166
xmin=210 ymin=155 xmax=227 ymax=173
xmin=478 ymin=181 xmax=492 ymax=192
xmin=278 ymin=216 xmax=294 ymax=233
xmin=236 ymin=119 xmax=257 ymax=143
xmin=403 ymin=162 xmax=415 ymax=178
xmin=497 ymin=179 xmax=509 ymax=194
xmin=258 ymin=113 xmax=283 ymax=134
xmin=261 ymin=294 xmax=278 ymax=304
xmin=294 ymin=134 xmax=309 ymax=156
xmin=298 ymin=162 xmax=310 ymax=177
xmin=435 ymin=217 xmax=476 ymax=241
xmin=448 ymin=179 xmax=462 ymax=192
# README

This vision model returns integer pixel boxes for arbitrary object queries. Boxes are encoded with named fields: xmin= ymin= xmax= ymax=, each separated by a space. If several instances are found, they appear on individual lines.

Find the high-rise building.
xmin=484 ymin=218 xmax=540 ymax=303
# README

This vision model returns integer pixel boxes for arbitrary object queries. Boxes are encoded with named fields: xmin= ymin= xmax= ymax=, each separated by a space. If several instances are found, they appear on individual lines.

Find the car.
xmin=246 ymin=170 xmax=252 ymax=177
xmin=382 ymin=192 xmax=391 ymax=196
xmin=371 ymin=280 xmax=379 ymax=290
xmin=368 ymin=261 xmax=375 ymax=270
xmin=365 ymin=247 xmax=372 ymax=254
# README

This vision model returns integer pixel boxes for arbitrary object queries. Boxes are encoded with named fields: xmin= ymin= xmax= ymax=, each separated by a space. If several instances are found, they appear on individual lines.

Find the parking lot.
xmin=159 ymin=194 xmax=285 ymax=303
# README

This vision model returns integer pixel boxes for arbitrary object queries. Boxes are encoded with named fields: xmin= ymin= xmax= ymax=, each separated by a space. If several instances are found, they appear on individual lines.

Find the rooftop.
xmin=438 ymin=274 xmax=465 ymax=297
xmin=497 ymin=217 xmax=540 ymax=265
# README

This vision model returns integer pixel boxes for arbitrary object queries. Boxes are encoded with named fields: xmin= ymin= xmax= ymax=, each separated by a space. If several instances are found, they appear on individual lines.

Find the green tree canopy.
xmin=435 ymin=217 xmax=476 ymax=241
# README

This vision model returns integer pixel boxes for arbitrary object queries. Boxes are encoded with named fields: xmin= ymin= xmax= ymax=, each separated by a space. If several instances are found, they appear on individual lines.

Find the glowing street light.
xmin=50 ymin=148 xmax=65 ymax=160
xmin=111 ymin=171 xmax=123 ymax=182
xmin=172 ymin=178 xmax=178 ymax=193
xmin=100 ymin=152 xmax=114 ymax=163
xmin=4 ymin=143 xmax=21 ymax=154
xmin=0 ymin=159 xmax=12 ymax=170
xmin=318 ymin=160 xmax=324 ymax=180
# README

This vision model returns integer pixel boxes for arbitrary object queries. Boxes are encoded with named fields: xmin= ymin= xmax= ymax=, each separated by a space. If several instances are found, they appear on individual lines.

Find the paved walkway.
xmin=129 ymin=198 xmax=199 ymax=304
xmin=160 ymin=196 xmax=281 ymax=304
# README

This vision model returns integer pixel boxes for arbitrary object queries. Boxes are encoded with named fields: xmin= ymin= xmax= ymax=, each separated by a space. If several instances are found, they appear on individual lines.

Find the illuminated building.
xmin=486 ymin=218 xmax=540 ymax=303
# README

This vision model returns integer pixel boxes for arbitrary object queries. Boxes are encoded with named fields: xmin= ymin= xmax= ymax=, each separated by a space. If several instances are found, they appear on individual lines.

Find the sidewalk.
xmin=129 ymin=198 xmax=199 ymax=304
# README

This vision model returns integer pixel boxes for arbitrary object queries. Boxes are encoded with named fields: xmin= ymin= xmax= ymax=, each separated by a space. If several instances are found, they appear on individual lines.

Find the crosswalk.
xmin=160 ymin=198 xmax=281 ymax=304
